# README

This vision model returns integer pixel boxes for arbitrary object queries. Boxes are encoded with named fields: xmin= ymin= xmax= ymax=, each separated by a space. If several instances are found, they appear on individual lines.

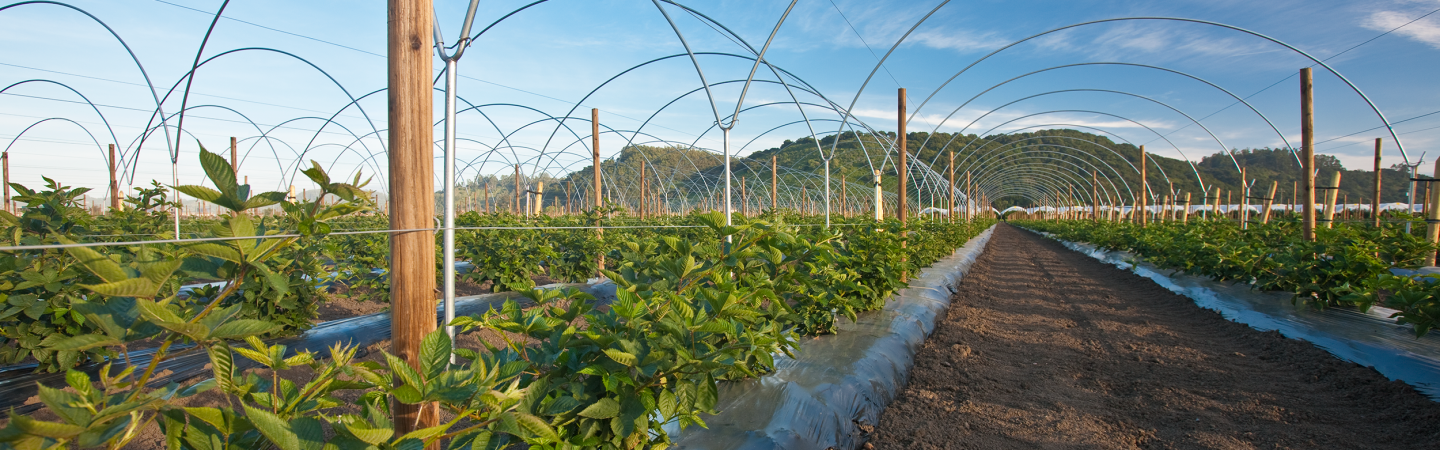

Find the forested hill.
xmin=750 ymin=128 xmax=1411 ymax=208
xmin=543 ymin=129 xmax=1410 ymax=210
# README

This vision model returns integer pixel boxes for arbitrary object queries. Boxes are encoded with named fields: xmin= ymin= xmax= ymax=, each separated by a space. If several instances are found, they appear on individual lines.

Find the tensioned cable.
xmin=1141 ymin=6 xmax=1440 ymax=146
xmin=826 ymin=0 xmax=902 ymax=88
xmin=3 ymin=222 xmax=870 ymax=252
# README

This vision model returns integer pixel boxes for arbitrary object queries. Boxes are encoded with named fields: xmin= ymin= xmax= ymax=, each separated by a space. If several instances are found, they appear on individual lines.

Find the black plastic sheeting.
xmin=1028 ymin=229 xmax=1440 ymax=401
xmin=0 ymin=281 xmax=617 ymax=417
xmin=672 ymin=226 xmax=996 ymax=450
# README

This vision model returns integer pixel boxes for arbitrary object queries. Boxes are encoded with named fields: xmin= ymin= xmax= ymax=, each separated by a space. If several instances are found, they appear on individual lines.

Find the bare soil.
xmin=870 ymin=224 xmax=1440 ymax=450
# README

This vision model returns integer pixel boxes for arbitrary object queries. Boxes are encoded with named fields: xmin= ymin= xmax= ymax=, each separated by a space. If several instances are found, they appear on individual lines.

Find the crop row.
xmin=0 ymin=148 xmax=994 ymax=449
xmin=1015 ymin=218 xmax=1440 ymax=336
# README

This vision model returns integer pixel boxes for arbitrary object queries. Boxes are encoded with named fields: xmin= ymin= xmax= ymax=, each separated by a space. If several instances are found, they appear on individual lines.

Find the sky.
xmin=1 ymin=0 xmax=1438 ymax=200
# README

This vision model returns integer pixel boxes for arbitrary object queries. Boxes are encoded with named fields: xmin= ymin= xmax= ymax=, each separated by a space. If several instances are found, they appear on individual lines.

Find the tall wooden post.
xmin=1374 ymin=138 xmax=1384 ymax=227
xmin=1138 ymin=145 xmax=1148 ymax=226
xmin=1092 ymin=171 xmax=1099 ymax=222
xmin=513 ymin=164 xmax=521 ymax=215
xmin=771 ymin=154 xmax=778 ymax=212
xmin=592 ymin=109 xmax=604 ymax=274
xmin=2 ymin=151 xmax=8 ymax=214
xmin=947 ymin=150 xmax=956 ymax=224
xmin=1428 ymin=159 xmax=1440 ymax=265
xmin=484 ymin=182 xmax=490 ymax=213
xmin=108 ymin=144 xmax=121 ymax=211
xmin=387 ymin=0 xmax=437 ymax=436
xmin=897 ymin=88 xmax=908 ymax=223
xmin=638 ymin=163 xmax=646 ymax=218
xmin=896 ymin=88 xmax=908 ymax=281
xmin=840 ymin=175 xmax=847 ymax=217
xmin=1301 ymin=67 xmax=1317 ymax=241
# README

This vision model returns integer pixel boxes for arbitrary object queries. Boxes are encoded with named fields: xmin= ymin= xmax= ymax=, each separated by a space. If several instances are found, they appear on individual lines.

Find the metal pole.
xmin=723 ymin=128 xmax=732 ymax=246
xmin=874 ymin=170 xmax=883 ymax=220
xmin=441 ymin=58 xmax=458 ymax=359
xmin=388 ymin=0 xmax=437 ymax=435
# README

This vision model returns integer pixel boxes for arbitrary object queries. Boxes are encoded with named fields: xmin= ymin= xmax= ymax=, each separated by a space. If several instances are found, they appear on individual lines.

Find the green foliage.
xmin=1019 ymin=218 xmax=1440 ymax=336
xmin=2 ymin=142 xmax=994 ymax=449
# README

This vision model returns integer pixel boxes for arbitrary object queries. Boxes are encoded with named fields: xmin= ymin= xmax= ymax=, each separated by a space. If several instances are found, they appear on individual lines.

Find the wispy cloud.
xmin=1362 ymin=4 xmax=1440 ymax=49
xmin=1033 ymin=23 xmax=1278 ymax=62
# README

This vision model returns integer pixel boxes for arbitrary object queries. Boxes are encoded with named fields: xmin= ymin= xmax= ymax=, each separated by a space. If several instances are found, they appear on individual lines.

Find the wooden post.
xmin=1374 ymin=138 xmax=1384 ymax=227
xmin=771 ymin=154 xmax=778 ymax=212
xmin=592 ymin=109 xmax=604 ymax=274
xmin=1428 ymin=159 xmax=1440 ymax=265
xmin=1092 ymin=171 xmax=1099 ymax=222
xmin=947 ymin=150 xmax=956 ymax=224
xmin=840 ymin=175 xmax=847 ymax=217
xmin=638 ymin=163 xmax=646 ymax=218
xmin=1182 ymin=192 xmax=1192 ymax=223
xmin=108 ymin=144 xmax=122 ymax=212
xmin=1301 ymin=67 xmax=1316 ymax=241
xmin=567 ymin=180 xmax=573 ymax=214
xmin=535 ymin=181 xmax=544 ymax=216
xmin=737 ymin=176 xmax=748 ymax=217
xmin=484 ymin=182 xmax=490 ymax=213
xmin=513 ymin=164 xmax=521 ymax=215
xmin=1261 ymin=181 xmax=1279 ymax=224
xmin=1322 ymin=171 xmax=1342 ymax=228
xmin=2 ymin=151 xmax=8 ymax=214
xmin=897 ymin=88 xmax=908 ymax=224
xmin=1138 ymin=145 xmax=1148 ymax=226
xmin=387 ymin=0 xmax=437 ymax=436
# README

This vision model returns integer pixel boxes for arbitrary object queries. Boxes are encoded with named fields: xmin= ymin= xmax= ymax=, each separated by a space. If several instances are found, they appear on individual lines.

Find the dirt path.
xmin=870 ymin=224 xmax=1440 ymax=450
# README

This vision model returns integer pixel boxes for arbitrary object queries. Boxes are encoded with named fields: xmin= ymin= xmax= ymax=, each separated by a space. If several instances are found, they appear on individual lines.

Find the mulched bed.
xmin=870 ymin=224 xmax=1440 ymax=449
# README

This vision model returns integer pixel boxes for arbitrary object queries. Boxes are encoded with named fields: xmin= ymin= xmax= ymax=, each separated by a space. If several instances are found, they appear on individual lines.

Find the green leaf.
xmin=197 ymin=146 xmax=240 ymax=198
xmin=577 ymin=397 xmax=620 ymax=419
xmin=58 ymin=237 xmax=129 ymax=282
xmin=419 ymin=329 xmax=451 ymax=381
xmin=603 ymin=349 xmax=637 ymax=366
xmin=84 ymin=278 xmax=161 ymax=299
xmin=383 ymin=352 xmax=423 ymax=394
xmin=47 ymin=334 xmax=119 ymax=352
xmin=396 ymin=423 xmax=448 ymax=444
xmin=174 ymin=185 xmax=223 ymax=203
xmin=208 ymin=343 xmax=234 ymax=392
xmin=345 ymin=422 xmax=393 ymax=445
xmin=210 ymin=320 xmax=280 ymax=340
xmin=11 ymin=414 xmax=85 ymax=439
xmin=244 ymin=404 xmax=300 ymax=450
xmin=511 ymin=412 xmax=559 ymax=443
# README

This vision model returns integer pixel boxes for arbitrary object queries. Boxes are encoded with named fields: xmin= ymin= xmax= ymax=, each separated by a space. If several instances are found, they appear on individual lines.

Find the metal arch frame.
xmin=943 ymin=109 xmax=1190 ymax=199
xmin=948 ymin=123 xmax=1174 ymax=193
xmin=960 ymin=147 xmax=1127 ymax=203
xmin=901 ymin=16 xmax=1412 ymax=164
xmin=968 ymin=155 xmax=1113 ymax=205
xmin=941 ymin=88 xmax=1231 ymax=178
xmin=913 ymin=62 xmax=1299 ymax=168
xmin=952 ymin=134 xmax=1157 ymax=202
xmin=3 ymin=118 xmax=107 ymax=167
xmin=0 ymin=1 xmax=174 ymax=160
xmin=1 ymin=80 xmax=121 ymax=167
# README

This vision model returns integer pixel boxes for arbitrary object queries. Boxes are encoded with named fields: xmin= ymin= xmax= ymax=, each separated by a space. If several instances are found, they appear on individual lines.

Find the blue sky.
xmin=1 ymin=0 xmax=1438 ymax=199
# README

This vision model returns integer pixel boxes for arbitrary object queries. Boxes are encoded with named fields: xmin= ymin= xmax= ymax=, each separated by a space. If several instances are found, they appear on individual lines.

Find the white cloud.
xmin=1362 ymin=9 xmax=1440 ymax=49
